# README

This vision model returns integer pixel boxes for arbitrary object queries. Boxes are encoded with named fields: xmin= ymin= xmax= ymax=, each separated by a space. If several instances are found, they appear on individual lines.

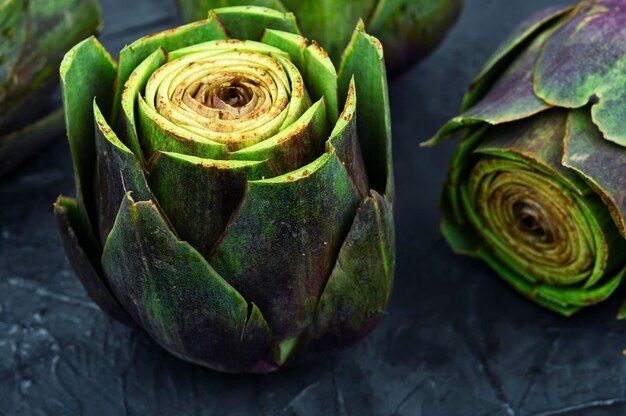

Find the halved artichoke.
xmin=425 ymin=1 xmax=626 ymax=316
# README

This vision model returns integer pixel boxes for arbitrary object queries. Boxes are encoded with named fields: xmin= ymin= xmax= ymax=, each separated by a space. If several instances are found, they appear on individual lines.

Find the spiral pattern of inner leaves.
xmin=142 ymin=41 xmax=310 ymax=151
xmin=464 ymin=158 xmax=606 ymax=287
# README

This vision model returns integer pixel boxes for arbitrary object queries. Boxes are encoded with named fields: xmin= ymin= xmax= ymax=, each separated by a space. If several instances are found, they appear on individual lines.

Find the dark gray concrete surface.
xmin=4 ymin=0 xmax=626 ymax=414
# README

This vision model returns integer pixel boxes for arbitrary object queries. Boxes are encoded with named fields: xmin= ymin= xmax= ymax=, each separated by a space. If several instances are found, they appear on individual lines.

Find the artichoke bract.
xmin=425 ymin=0 xmax=626 ymax=317
xmin=54 ymin=6 xmax=395 ymax=373
xmin=176 ymin=0 xmax=463 ymax=76
xmin=0 ymin=0 xmax=102 ymax=176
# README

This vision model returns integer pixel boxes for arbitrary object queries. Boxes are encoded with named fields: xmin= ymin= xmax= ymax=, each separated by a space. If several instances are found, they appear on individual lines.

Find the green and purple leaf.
xmin=534 ymin=0 xmax=626 ymax=146
xmin=439 ymin=126 xmax=488 ymax=255
xmin=102 ymin=193 xmax=278 ymax=373
xmin=462 ymin=4 xmax=573 ymax=111
xmin=311 ymin=190 xmax=394 ymax=349
xmin=423 ymin=29 xmax=553 ymax=147
xmin=210 ymin=151 xmax=360 ymax=339
xmin=147 ymin=152 xmax=274 ymax=258
xmin=93 ymin=101 xmax=152 ymax=243
xmin=563 ymin=108 xmax=626 ymax=239
xmin=54 ymin=196 xmax=134 ymax=326
xmin=260 ymin=29 xmax=339 ymax=124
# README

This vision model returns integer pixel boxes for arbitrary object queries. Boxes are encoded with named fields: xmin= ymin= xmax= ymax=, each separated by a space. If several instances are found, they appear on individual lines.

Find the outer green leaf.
xmin=54 ymin=196 xmax=133 ymax=326
xmin=213 ymin=5 xmax=299 ymax=40
xmin=102 ymin=193 xmax=277 ymax=373
xmin=93 ymin=101 xmax=152 ymax=243
xmin=303 ymin=41 xmax=339 ymax=124
xmin=211 ymin=150 xmax=360 ymax=339
xmin=312 ymin=190 xmax=394 ymax=348
xmin=147 ymin=152 xmax=274 ymax=258
xmin=327 ymin=77 xmax=369 ymax=197
xmin=60 ymin=36 xmax=117 ymax=244
xmin=339 ymin=21 xmax=393 ymax=198
xmin=111 ymin=14 xmax=229 ymax=127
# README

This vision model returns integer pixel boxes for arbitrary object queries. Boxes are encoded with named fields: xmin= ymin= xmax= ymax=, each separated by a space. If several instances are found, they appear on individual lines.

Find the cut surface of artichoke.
xmin=465 ymin=157 xmax=601 ymax=286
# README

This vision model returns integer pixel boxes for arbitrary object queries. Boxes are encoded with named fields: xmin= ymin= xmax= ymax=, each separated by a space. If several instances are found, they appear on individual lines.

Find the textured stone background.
xmin=4 ymin=0 xmax=626 ymax=414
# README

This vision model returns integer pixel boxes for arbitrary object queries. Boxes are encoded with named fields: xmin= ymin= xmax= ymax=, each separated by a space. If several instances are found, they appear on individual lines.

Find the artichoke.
xmin=54 ymin=6 xmax=394 ymax=373
xmin=0 ymin=0 xmax=102 ymax=176
xmin=425 ymin=0 xmax=626 ymax=316
xmin=176 ymin=0 xmax=463 ymax=76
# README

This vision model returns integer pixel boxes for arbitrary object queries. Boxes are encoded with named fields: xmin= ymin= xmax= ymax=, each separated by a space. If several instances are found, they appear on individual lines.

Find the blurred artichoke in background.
xmin=176 ymin=0 xmax=463 ymax=76
xmin=54 ymin=6 xmax=394 ymax=373
xmin=0 ymin=0 xmax=102 ymax=176
xmin=425 ymin=0 xmax=626 ymax=316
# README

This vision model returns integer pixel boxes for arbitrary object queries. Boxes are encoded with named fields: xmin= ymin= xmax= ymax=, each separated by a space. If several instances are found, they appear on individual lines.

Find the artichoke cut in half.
xmin=54 ymin=6 xmax=395 ymax=373
xmin=425 ymin=0 xmax=626 ymax=317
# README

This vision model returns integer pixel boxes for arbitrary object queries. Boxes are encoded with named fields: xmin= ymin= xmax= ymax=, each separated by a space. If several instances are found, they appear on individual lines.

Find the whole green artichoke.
xmin=176 ymin=0 xmax=463 ymax=76
xmin=425 ymin=0 xmax=626 ymax=317
xmin=0 ymin=0 xmax=102 ymax=176
xmin=54 ymin=6 xmax=395 ymax=373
